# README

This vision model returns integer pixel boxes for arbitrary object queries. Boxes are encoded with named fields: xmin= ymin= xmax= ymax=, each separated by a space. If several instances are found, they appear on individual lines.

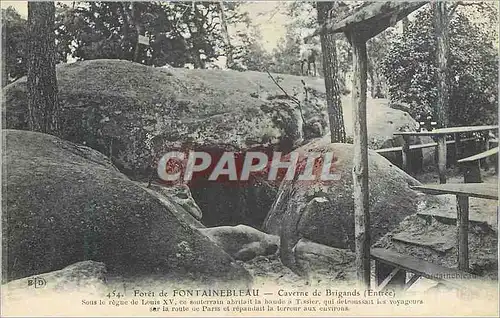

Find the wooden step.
xmin=391 ymin=231 xmax=455 ymax=253
xmin=416 ymin=210 xmax=494 ymax=229
xmin=371 ymin=248 xmax=483 ymax=290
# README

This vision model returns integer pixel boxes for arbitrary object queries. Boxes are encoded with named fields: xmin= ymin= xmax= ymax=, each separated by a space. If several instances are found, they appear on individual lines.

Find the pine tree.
xmin=27 ymin=1 xmax=60 ymax=135
xmin=317 ymin=1 xmax=346 ymax=143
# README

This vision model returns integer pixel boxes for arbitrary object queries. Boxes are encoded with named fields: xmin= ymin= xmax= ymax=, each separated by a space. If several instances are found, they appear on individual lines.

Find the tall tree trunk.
xmin=434 ymin=2 xmax=450 ymax=128
xmin=27 ymin=2 xmax=60 ymax=136
xmin=194 ymin=7 xmax=206 ymax=69
xmin=188 ymin=4 xmax=206 ymax=69
xmin=218 ymin=2 xmax=233 ymax=68
xmin=118 ymin=3 xmax=131 ymax=57
xmin=317 ymin=1 xmax=346 ymax=143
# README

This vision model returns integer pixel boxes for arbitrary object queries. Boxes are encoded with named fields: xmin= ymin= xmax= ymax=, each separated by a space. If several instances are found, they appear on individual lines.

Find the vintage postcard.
xmin=1 ymin=1 xmax=499 ymax=317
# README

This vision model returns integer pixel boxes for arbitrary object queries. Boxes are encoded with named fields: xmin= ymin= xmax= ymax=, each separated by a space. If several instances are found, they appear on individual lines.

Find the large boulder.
xmin=199 ymin=225 xmax=356 ymax=280
xmin=3 ymin=60 xmax=327 ymax=176
xmin=294 ymin=239 xmax=355 ymax=280
xmin=262 ymin=139 xmax=424 ymax=274
xmin=2 ymin=60 xmax=429 ymax=227
xmin=199 ymin=225 xmax=279 ymax=261
xmin=3 ymin=60 xmax=329 ymax=228
xmin=1 ymin=129 xmax=251 ymax=284
xmin=338 ymin=97 xmax=435 ymax=171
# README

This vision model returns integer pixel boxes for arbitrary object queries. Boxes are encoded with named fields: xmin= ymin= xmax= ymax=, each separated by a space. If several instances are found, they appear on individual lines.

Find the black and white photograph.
xmin=1 ymin=1 xmax=499 ymax=316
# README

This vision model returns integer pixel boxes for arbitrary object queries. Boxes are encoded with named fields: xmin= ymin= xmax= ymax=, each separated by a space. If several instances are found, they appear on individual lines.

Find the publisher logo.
xmin=27 ymin=277 xmax=46 ymax=289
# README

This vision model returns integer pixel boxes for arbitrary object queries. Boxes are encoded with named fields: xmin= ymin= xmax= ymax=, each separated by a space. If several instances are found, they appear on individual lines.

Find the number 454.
xmin=106 ymin=290 xmax=124 ymax=298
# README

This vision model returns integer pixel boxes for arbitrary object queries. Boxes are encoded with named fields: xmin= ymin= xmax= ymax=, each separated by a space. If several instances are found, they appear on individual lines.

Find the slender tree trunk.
xmin=193 ymin=6 xmax=206 ymax=69
xmin=118 ymin=3 xmax=131 ymax=57
xmin=317 ymin=1 xmax=346 ymax=143
xmin=27 ymin=2 xmax=60 ymax=136
xmin=434 ymin=2 xmax=450 ymax=128
xmin=186 ymin=23 xmax=204 ymax=69
xmin=218 ymin=2 xmax=233 ymax=68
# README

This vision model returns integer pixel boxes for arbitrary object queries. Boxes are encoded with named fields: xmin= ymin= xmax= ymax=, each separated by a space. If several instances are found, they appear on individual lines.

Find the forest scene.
xmin=1 ymin=1 xmax=499 ymax=316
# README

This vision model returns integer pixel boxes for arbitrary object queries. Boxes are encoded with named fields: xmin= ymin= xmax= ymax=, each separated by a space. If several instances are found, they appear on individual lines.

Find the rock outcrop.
xmin=2 ymin=60 xmax=431 ymax=227
xmin=3 ymin=60 xmax=327 ymax=176
xmin=262 ymin=140 xmax=424 ymax=275
xmin=3 ymin=60 xmax=330 ymax=227
xmin=141 ymin=182 xmax=205 ymax=228
xmin=2 ymin=129 xmax=250 ymax=285
xmin=199 ymin=225 xmax=279 ymax=261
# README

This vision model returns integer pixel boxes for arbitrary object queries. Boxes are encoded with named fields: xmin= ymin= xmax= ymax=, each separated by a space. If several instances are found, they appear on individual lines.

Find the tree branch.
xmin=266 ymin=71 xmax=306 ymax=124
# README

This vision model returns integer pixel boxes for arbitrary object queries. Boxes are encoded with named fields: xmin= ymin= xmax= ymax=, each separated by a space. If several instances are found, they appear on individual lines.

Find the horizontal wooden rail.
xmin=375 ymin=137 xmax=477 ymax=154
xmin=457 ymin=147 xmax=499 ymax=163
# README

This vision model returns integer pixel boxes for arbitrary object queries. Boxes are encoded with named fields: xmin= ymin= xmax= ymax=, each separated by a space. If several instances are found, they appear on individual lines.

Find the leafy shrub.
xmin=383 ymin=8 xmax=498 ymax=126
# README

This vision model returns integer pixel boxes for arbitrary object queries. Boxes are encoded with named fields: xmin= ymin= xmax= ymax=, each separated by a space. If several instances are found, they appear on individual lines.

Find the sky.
xmin=1 ymin=1 xmax=289 ymax=52
xmin=2 ymin=1 xmax=28 ymax=16
xmin=239 ymin=2 xmax=288 ymax=51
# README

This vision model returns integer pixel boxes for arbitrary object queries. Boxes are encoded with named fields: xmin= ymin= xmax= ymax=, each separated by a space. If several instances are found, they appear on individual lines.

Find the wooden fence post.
xmin=481 ymin=131 xmax=490 ymax=170
xmin=401 ymin=136 xmax=410 ymax=172
xmin=454 ymin=133 xmax=461 ymax=161
xmin=456 ymin=195 xmax=469 ymax=271
xmin=437 ymin=135 xmax=447 ymax=184
xmin=350 ymin=31 xmax=370 ymax=288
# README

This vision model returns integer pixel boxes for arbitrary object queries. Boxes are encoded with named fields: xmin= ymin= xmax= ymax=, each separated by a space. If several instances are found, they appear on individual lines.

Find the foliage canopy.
xmin=383 ymin=8 xmax=498 ymax=126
